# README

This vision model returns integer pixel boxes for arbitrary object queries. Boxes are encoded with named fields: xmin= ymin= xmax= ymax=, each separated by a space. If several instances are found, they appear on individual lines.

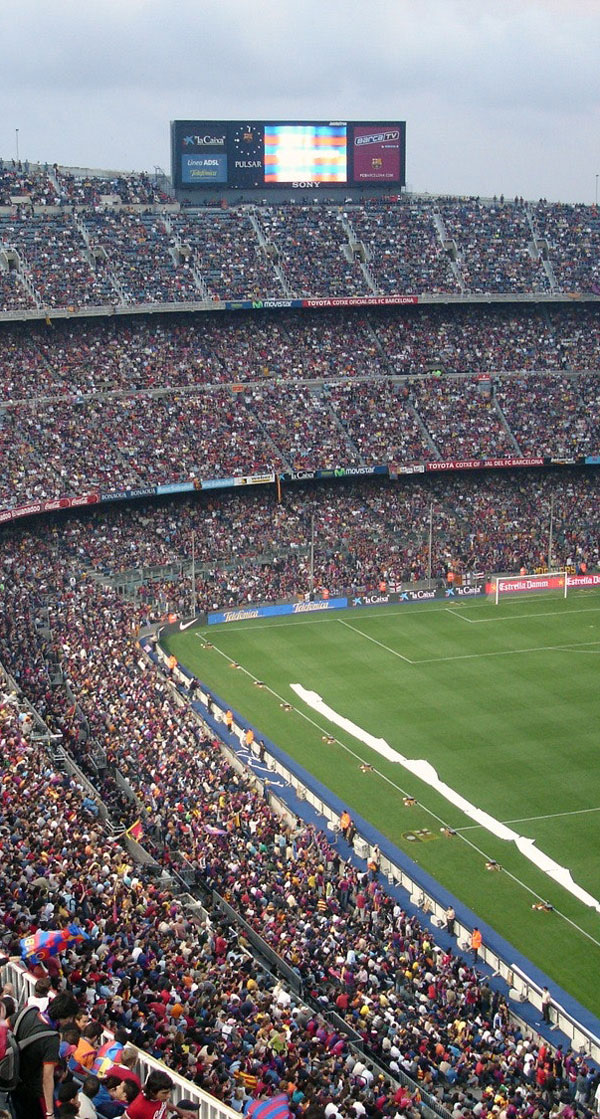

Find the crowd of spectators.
xmin=0 ymin=484 xmax=599 ymax=1117
xmin=0 ymin=388 xmax=292 ymax=506
xmin=3 ymin=469 xmax=596 ymax=612
xmin=360 ymin=304 xmax=592 ymax=377
xmin=494 ymin=376 xmax=598 ymax=458
xmin=81 ymin=212 xmax=201 ymax=304
xmin=438 ymin=200 xmax=550 ymax=294
xmin=31 ymin=317 xmax=225 ymax=394
xmin=348 ymin=202 xmax=458 ymax=294
xmin=3 ymin=302 xmax=599 ymax=403
xmin=0 ymin=163 xmax=172 ymax=208
xmin=0 ymin=193 xmax=599 ymax=308
xmin=0 ymin=214 xmax=117 ymax=309
xmin=406 ymin=380 xmax=515 ymax=460
xmin=324 ymin=382 xmax=431 ymax=465
xmin=531 ymin=203 xmax=600 ymax=294
xmin=170 ymin=211 xmax=282 ymax=301
xmin=0 ymin=271 xmax=34 ymax=313
xmin=259 ymin=207 xmax=366 ymax=297
xmin=0 ymin=163 xmax=58 ymax=206
xmin=54 ymin=169 xmax=173 ymax=207
xmin=1 ymin=188 xmax=600 ymax=305
xmin=245 ymin=383 xmax=363 ymax=471
xmin=0 ymin=327 xmax=597 ymax=510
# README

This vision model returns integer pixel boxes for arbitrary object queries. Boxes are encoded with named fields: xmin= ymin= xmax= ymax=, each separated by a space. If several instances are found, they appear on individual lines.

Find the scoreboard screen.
xmin=171 ymin=120 xmax=406 ymax=190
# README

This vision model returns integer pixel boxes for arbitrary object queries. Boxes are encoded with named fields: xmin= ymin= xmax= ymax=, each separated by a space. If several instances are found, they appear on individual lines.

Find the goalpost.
xmin=494 ymin=571 xmax=568 ymax=605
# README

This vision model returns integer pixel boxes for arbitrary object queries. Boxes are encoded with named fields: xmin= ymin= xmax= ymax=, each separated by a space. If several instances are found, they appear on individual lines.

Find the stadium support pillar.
xmin=548 ymin=494 xmax=554 ymax=572
xmin=309 ymin=514 xmax=315 ymax=598
xmin=427 ymin=503 xmax=433 ymax=587
xmin=191 ymin=530 xmax=196 ymax=618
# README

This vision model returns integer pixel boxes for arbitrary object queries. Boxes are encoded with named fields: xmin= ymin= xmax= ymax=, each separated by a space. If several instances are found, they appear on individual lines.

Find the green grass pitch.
xmin=163 ymin=592 xmax=600 ymax=1015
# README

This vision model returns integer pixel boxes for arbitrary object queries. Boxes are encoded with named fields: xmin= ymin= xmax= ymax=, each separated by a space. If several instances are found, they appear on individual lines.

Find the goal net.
xmin=494 ymin=571 xmax=568 ymax=605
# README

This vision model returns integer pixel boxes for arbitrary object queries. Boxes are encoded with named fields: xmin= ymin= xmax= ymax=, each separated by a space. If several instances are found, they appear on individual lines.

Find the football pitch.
xmin=163 ymin=591 xmax=600 ymax=1015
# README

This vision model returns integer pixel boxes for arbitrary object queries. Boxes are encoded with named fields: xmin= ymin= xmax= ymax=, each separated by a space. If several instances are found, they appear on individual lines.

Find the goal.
xmin=494 ymin=571 xmax=568 ymax=605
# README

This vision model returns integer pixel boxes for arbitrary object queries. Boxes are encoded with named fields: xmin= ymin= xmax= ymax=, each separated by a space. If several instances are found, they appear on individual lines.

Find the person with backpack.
xmin=7 ymin=990 xmax=79 ymax=1119
xmin=0 ymin=997 xmax=12 ymax=1113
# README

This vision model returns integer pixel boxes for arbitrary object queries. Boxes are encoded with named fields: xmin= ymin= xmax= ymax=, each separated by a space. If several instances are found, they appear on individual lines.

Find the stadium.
xmin=0 ymin=119 xmax=599 ymax=1119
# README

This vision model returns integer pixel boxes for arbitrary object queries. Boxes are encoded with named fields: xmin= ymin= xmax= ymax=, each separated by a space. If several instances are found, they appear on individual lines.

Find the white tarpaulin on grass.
xmin=290 ymin=684 xmax=600 ymax=913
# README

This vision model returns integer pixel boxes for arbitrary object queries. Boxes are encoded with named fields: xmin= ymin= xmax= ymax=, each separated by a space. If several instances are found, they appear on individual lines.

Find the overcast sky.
xmin=1 ymin=0 xmax=598 ymax=203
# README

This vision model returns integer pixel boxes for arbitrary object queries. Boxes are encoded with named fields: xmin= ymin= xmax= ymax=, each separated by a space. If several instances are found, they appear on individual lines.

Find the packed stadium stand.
xmin=0 ymin=163 xmax=600 ymax=306
xmin=0 ymin=163 xmax=599 ymax=1118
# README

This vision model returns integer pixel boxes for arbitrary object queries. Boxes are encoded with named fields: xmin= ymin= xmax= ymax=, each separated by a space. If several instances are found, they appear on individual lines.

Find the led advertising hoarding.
xmin=171 ymin=120 xmax=405 ymax=190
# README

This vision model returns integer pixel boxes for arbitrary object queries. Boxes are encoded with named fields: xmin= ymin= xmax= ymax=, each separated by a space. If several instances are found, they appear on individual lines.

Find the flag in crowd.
xmin=125 ymin=819 xmax=144 ymax=841
xmin=246 ymin=1094 xmax=292 ymax=1118
xmin=20 ymin=924 xmax=89 ymax=963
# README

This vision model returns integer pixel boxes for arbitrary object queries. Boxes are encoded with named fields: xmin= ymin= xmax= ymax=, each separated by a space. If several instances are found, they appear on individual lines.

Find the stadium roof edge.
xmin=0 ymin=158 xmax=170 ymax=182
xmin=2 ymin=160 xmax=597 ymax=205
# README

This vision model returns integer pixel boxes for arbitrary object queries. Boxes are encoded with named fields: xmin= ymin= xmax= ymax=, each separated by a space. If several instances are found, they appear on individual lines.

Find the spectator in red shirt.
xmin=123 ymin=1071 xmax=191 ymax=1119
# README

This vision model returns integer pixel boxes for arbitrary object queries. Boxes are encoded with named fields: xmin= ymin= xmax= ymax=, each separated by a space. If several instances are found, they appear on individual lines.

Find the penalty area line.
xmin=445 ymin=608 xmax=476 ymax=623
xmin=453 ymin=605 xmax=600 ymax=624
xmin=455 ymin=805 xmax=600 ymax=830
xmin=415 ymin=638 xmax=600 ymax=665
xmin=337 ymin=618 xmax=414 ymax=663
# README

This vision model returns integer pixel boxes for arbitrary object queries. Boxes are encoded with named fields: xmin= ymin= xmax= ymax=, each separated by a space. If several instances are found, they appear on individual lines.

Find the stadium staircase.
xmin=525 ymin=205 xmax=560 ymax=293
xmin=72 ymin=211 xmax=126 ymax=305
xmin=490 ymin=386 xmax=523 ymax=454
xmin=46 ymin=164 xmax=61 ymax=197
xmin=311 ymin=382 xmax=366 ymax=463
xmin=362 ymin=316 xmax=397 ymax=369
xmin=5 ymin=246 xmax=43 ymax=308
xmin=0 ymin=245 xmax=40 ymax=308
xmin=246 ymin=209 xmax=293 ymax=296
xmin=161 ymin=211 xmax=211 ymax=301
xmin=431 ymin=206 xmax=466 ymax=293
xmin=240 ymin=396 xmax=296 ymax=473
xmin=318 ymin=384 xmax=370 ymax=463
xmin=338 ymin=212 xmax=379 ymax=294
xmin=407 ymin=391 xmax=443 ymax=458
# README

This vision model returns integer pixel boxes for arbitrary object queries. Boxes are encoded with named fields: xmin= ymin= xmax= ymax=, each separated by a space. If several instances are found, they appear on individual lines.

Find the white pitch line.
xmin=201 ymin=637 xmax=397 ymax=763
xmin=456 ymin=805 xmax=600 ymax=831
xmin=200 ymin=603 xmax=487 ymax=634
xmin=337 ymin=618 xmax=414 ymax=663
xmin=454 ymin=605 xmax=600 ymax=624
xmin=203 ymin=602 xmax=600 ymax=635
xmin=415 ymin=639 xmax=600 ymax=665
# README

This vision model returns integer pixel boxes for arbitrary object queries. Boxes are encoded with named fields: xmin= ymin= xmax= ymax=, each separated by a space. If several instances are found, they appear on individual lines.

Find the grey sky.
xmin=1 ymin=0 xmax=598 ymax=202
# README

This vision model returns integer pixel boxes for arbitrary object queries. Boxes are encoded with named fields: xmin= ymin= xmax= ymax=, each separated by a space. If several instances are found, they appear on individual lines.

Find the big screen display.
xmin=172 ymin=120 xmax=405 ymax=189
xmin=264 ymin=124 xmax=347 ymax=183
